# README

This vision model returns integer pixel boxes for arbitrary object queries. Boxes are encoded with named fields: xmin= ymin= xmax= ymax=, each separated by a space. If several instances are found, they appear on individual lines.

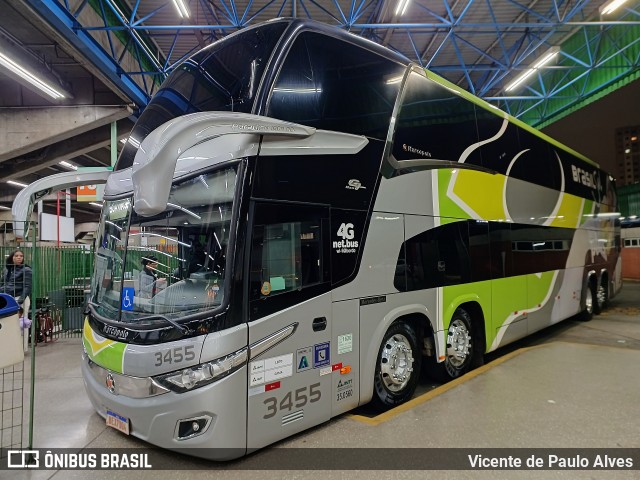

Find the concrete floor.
xmin=5 ymin=281 xmax=640 ymax=480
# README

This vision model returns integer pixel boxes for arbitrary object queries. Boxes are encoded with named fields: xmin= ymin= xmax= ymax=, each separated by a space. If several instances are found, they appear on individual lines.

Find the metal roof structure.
xmin=18 ymin=0 xmax=640 ymax=127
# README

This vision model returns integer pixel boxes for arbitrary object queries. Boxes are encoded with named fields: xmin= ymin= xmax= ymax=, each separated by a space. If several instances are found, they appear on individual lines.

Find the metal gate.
xmin=1 ymin=220 xmax=94 ymax=454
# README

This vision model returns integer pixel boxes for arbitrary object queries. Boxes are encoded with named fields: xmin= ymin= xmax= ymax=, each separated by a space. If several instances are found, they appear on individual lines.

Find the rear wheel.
xmin=593 ymin=278 xmax=605 ymax=315
xmin=579 ymin=281 xmax=594 ymax=321
xmin=595 ymin=277 xmax=609 ymax=314
xmin=427 ymin=308 xmax=475 ymax=382
xmin=372 ymin=321 xmax=421 ymax=410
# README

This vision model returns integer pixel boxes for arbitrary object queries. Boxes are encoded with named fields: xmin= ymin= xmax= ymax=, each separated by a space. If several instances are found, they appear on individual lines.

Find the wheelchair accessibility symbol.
xmin=122 ymin=288 xmax=135 ymax=311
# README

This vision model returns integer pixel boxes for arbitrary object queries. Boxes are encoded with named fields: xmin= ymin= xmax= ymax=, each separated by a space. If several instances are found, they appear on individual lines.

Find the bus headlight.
xmin=154 ymin=347 xmax=247 ymax=393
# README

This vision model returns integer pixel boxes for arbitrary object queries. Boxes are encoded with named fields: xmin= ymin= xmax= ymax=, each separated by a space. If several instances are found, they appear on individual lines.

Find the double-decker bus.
xmin=13 ymin=18 xmax=621 ymax=460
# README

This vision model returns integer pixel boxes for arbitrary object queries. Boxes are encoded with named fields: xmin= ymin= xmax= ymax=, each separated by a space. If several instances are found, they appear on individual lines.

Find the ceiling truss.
xmin=20 ymin=0 xmax=640 ymax=127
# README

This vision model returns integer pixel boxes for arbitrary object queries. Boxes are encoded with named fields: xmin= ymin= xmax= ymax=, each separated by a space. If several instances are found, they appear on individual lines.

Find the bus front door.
xmin=246 ymin=201 xmax=332 ymax=450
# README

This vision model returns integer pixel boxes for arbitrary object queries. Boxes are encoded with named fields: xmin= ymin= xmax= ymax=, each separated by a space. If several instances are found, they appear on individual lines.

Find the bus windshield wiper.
xmin=87 ymin=301 xmax=194 ymax=335
xmin=136 ymin=314 xmax=193 ymax=335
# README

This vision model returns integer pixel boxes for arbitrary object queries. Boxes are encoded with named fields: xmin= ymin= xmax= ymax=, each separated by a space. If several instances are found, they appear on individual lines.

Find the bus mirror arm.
xmin=131 ymin=112 xmax=315 ymax=217
xmin=11 ymin=169 xmax=111 ymax=239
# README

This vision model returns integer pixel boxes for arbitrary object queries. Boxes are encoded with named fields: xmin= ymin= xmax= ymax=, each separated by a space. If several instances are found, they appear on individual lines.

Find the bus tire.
xmin=578 ymin=281 xmax=594 ymax=321
xmin=593 ymin=277 xmax=605 ymax=315
xmin=595 ymin=276 xmax=609 ymax=314
xmin=427 ymin=308 xmax=474 ymax=382
xmin=372 ymin=321 xmax=421 ymax=410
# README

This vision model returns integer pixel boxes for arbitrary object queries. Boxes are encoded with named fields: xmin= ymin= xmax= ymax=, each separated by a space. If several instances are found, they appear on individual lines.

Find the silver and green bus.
xmin=14 ymin=18 xmax=621 ymax=460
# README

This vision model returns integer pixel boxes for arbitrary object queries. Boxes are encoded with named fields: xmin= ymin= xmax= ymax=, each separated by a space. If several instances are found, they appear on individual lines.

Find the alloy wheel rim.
xmin=446 ymin=319 xmax=472 ymax=368
xmin=380 ymin=333 xmax=414 ymax=392
xmin=596 ymin=284 xmax=606 ymax=307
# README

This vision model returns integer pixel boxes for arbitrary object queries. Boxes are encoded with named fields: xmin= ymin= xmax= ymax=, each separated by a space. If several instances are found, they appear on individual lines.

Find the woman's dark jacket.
xmin=0 ymin=264 xmax=32 ymax=303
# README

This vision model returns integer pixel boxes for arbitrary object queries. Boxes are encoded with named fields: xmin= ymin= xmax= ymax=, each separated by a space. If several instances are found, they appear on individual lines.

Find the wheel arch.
xmin=457 ymin=301 xmax=487 ymax=357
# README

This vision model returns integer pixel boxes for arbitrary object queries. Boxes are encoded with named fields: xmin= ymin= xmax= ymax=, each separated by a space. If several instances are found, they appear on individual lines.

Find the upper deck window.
xmin=266 ymin=32 xmax=405 ymax=140
xmin=116 ymin=22 xmax=287 ymax=171
xmin=392 ymin=71 xmax=480 ymax=163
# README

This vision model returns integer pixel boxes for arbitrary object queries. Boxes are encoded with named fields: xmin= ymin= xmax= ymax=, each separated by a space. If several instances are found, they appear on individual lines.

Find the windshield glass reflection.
xmin=91 ymin=167 xmax=237 ymax=324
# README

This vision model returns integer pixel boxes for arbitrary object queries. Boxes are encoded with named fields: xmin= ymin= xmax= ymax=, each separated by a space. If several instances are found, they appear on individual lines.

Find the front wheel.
xmin=371 ymin=321 xmax=421 ymax=410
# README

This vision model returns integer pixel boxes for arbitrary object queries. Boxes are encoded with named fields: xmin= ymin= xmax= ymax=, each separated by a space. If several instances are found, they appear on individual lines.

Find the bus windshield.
xmin=91 ymin=166 xmax=237 ymax=326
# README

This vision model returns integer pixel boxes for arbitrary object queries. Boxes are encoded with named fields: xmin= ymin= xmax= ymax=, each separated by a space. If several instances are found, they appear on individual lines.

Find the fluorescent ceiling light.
xmin=600 ymin=0 xmax=629 ymax=15
xmin=172 ymin=0 xmax=190 ymax=17
xmin=395 ymin=0 xmax=411 ymax=16
xmin=272 ymin=87 xmax=322 ymax=94
xmin=0 ymin=52 xmax=65 ymax=99
xmin=89 ymin=202 xmax=103 ymax=207
xmin=0 ymin=205 xmax=10 ymax=210
xmin=59 ymin=161 xmax=78 ymax=170
xmin=7 ymin=180 xmax=28 ymax=188
xmin=505 ymin=46 xmax=560 ymax=92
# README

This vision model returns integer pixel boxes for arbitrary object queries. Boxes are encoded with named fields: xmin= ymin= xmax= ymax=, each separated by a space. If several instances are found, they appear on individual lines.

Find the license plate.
xmin=106 ymin=410 xmax=130 ymax=435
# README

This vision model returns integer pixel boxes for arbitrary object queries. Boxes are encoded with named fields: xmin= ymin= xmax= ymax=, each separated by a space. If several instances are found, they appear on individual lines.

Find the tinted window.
xmin=489 ymin=222 xmax=512 ymax=279
xmin=116 ymin=22 xmax=287 ymax=170
xmin=516 ymin=129 xmax=560 ymax=191
xmin=399 ymin=221 xmax=471 ymax=291
xmin=267 ymin=32 xmax=405 ymax=140
xmin=397 ymin=220 xmax=575 ymax=291
xmin=475 ymin=108 xmax=524 ymax=176
xmin=468 ymin=220 xmax=490 ymax=282
xmin=249 ymin=202 xmax=330 ymax=320
xmin=392 ymin=72 xmax=480 ymax=163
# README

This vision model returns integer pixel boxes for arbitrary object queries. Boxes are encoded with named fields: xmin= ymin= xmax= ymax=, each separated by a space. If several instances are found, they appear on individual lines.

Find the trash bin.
xmin=0 ymin=294 xmax=23 ymax=368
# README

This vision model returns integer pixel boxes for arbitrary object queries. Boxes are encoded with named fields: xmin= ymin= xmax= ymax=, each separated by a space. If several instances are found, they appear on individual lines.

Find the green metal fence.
xmin=1 ymin=228 xmax=93 ymax=339
xmin=1 ymin=221 xmax=97 ymax=454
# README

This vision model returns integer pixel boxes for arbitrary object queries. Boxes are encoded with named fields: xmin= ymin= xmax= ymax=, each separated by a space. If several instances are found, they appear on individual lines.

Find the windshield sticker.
xmin=260 ymin=282 xmax=272 ymax=296
xmin=108 ymin=199 xmax=130 ymax=220
xmin=121 ymin=288 xmax=135 ymax=311
xmin=337 ymin=333 xmax=353 ymax=354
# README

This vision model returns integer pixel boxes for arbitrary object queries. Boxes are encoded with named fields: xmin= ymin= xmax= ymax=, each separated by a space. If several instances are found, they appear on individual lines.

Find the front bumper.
xmin=81 ymin=353 xmax=248 ymax=460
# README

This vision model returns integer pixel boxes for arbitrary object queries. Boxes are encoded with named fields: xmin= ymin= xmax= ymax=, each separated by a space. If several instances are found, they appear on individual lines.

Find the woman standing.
xmin=0 ymin=250 xmax=32 ymax=305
